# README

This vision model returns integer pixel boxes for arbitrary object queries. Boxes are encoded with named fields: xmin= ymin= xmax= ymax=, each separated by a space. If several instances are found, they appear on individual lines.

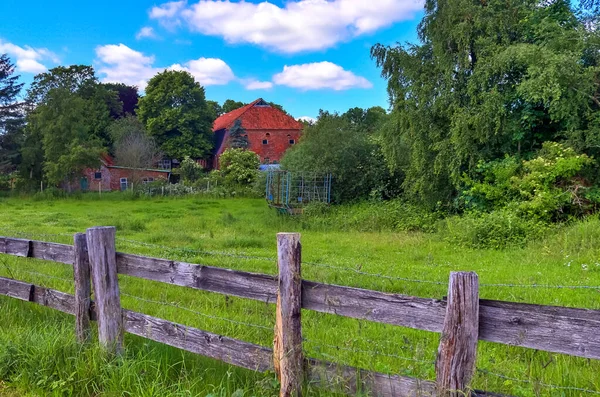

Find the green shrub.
xmin=441 ymin=209 xmax=550 ymax=249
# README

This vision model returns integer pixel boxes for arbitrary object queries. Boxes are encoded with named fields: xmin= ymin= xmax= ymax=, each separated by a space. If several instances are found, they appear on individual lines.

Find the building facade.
xmin=211 ymin=99 xmax=303 ymax=169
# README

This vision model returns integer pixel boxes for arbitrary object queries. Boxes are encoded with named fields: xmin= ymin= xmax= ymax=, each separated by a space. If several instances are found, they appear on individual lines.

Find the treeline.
xmin=0 ymin=60 xmax=258 ymax=192
xmin=283 ymin=0 xmax=600 ymax=236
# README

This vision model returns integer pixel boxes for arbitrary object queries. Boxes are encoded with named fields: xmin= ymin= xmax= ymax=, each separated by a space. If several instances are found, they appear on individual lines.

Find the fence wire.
xmin=121 ymin=292 xmax=273 ymax=332
xmin=477 ymin=368 xmax=600 ymax=395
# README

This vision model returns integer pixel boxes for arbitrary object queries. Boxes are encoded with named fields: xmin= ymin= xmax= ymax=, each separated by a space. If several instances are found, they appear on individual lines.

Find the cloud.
xmin=298 ymin=116 xmax=317 ymax=124
xmin=150 ymin=0 xmax=423 ymax=53
xmin=136 ymin=26 xmax=158 ymax=40
xmin=95 ymin=43 xmax=235 ymax=90
xmin=242 ymin=79 xmax=274 ymax=90
xmin=169 ymin=58 xmax=235 ymax=86
xmin=273 ymin=62 xmax=372 ymax=91
xmin=0 ymin=39 xmax=59 ymax=74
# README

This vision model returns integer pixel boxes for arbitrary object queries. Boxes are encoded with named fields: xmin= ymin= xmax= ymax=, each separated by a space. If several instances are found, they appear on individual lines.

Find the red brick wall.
xmin=246 ymin=128 xmax=302 ymax=164
xmin=81 ymin=166 xmax=169 ymax=191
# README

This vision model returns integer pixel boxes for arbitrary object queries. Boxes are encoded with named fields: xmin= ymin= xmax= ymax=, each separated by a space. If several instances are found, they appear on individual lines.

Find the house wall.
xmin=80 ymin=166 xmax=169 ymax=191
xmin=246 ymin=128 xmax=302 ymax=164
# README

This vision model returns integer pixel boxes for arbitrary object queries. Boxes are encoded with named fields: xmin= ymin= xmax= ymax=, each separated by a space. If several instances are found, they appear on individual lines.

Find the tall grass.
xmin=0 ymin=195 xmax=599 ymax=395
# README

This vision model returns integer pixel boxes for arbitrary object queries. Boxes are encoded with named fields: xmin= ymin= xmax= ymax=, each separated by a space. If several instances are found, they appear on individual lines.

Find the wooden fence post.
xmin=436 ymin=272 xmax=479 ymax=397
xmin=73 ymin=233 xmax=91 ymax=343
xmin=274 ymin=233 xmax=303 ymax=397
xmin=86 ymin=226 xmax=123 ymax=354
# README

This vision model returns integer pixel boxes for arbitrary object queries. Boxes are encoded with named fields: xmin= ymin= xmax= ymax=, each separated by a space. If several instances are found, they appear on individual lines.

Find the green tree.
xmin=27 ymin=65 xmax=97 ymax=105
xmin=207 ymin=100 xmax=223 ymax=119
xmin=222 ymin=99 xmax=246 ymax=113
xmin=372 ymin=0 xmax=600 ymax=207
xmin=228 ymin=119 xmax=248 ymax=149
xmin=104 ymin=83 xmax=139 ymax=116
xmin=178 ymin=156 xmax=204 ymax=183
xmin=108 ymin=114 xmax=146 ymax=147
xmin=281 ymin=111 xmax=397 ymax=202
xmin=138 ymin=70 xmax=214 ymax=159
xmin=219 ymin=148 xmax=260 ymax=185
xmin=27 ymin=89 xmax=102 ymax=189
xmin=0 ymin=54 xmax=25 ymax=174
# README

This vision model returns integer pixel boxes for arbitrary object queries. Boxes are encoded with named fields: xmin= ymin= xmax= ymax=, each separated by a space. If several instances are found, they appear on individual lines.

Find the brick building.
xmin=211 ymin=98 xmax=303 ymax=169
xmin=79 ymin=155 xmax=170 ymax=192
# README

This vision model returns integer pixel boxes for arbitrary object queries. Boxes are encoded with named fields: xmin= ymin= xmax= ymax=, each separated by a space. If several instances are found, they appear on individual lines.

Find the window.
xmin=120 ymin=178 xmax=128 ymax=191
xmin=142 ymin=177 xmax=154 ymax=184
xmin=263 ymin=157 xmax=270 ymax=164
xmin=262 ymin=139 xmax=268 ymax=145
xmin=94 ymin=171 xmax=102 ymax=179
xmin=158 ymin=159 xmax=171 ymax=170
xmin=289 ymin=139 xmax=295 ymax=145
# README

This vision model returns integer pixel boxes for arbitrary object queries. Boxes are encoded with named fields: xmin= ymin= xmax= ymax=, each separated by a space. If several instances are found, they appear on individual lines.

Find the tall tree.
xmin=0 ymin=54 xmax=25 ymax=173
xmin=27 ymin=65 xmax=97 ymax=105
xmin=372 ymin=0 xmax=600 ymax=206
xmin=27 ymin=88 xmax=102 ymax=189
xmin=104 ymin=83 xmax=139 ymax=116
xmin=137 ymin=70 xmax=214 ymax=159
xmin=222 ymin=99 xmax=246 ymax=113
xmin=207 ymin=100 xmax=223 ymax=119
xmin=228 ymin=119 xmax=249 ymax=149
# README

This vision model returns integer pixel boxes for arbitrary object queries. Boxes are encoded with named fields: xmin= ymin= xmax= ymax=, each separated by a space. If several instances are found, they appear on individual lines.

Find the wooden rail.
xmin=1 ymin=231 xmax=599 ymax=395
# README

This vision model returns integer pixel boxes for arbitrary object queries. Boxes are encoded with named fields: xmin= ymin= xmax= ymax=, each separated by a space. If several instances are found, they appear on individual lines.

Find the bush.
xmin=441 ymin=209 xmax=550 ymax=249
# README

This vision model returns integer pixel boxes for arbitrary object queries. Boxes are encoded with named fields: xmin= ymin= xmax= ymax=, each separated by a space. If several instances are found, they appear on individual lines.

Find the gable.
xmin=212 ymin=98 xmax=303 ymax=132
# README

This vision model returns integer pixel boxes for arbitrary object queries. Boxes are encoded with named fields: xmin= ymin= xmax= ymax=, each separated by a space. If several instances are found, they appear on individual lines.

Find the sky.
xmin=0 ymin=0 xmax=423 ymax=120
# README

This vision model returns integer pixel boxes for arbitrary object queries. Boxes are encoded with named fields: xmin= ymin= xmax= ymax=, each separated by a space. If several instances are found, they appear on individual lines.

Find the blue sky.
xmin=0 ymin=0 xmax=422 ymax=120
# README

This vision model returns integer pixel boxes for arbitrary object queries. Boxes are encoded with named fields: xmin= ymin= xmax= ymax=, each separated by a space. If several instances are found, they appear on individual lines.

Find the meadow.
xmin=0 ymin=194 xmax=599 ymax=396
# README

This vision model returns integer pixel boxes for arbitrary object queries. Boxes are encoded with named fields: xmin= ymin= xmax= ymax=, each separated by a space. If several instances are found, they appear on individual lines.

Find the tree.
xmin=113 ymin=131 xmax=162 ymax=185
xmin=104 ymin=83 xmax=139 ymax=116
xmin=137 ymin=70 xmax=214 ymax=159
xmin=219 ymin=148 xmax=260 ymax=185
xmin=228 ymin=119 xmax=249 ymax=149
xmin=26 ymin=88 xmax=102 ymax=189
xmin=108 ymin=114 xmax=146 ymax=148
xmin=222 ymin=99 xmax=246 ymax=113
xmin=178 ymin=156 xmax=204 ymax=183
xmin=281 ymin=111 xmax=397 ymax=202
xmin=372 ymin=0 xmax=600 ymax=207
xmin=207 ymin=100 xmax=223 ymax=119
xmin=27 ymin=65 xmax=97 ymax=105
xmin=0 ymin=54 xmax=25 ymax=174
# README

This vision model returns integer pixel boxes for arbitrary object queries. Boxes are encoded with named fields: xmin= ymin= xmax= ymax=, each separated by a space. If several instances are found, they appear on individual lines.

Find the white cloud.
xmin=298 ymin=116 xmax=317 ymax=124
xmin=95 ymin=43 xmax=235 ymax=90
xmin=273 ymin=62 xmax=372 ymax=91
xmin=169 ymin=57 xmax=235 ymax=86
xmin=242 ymin=79 xmax=274 ymax=90
xmin=136 ymin=26 xmax=158 ymax=40
xmin=150 ymin=0 xmax=423 ymax=53
xmin=0 ymin=39 xmax=59 ymax=74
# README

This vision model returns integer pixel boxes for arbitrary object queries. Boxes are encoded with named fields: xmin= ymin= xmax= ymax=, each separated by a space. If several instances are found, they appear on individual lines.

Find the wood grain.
xmin=0 ymin=237 xmax=73 ymax=264
xmin=436 ymin=273 xmax=479 ymax=396
xmin=73 ymin=233 xmax=91 ymax=343
xmin=274 ymin=233 xmax=304 ymax=397
xmin=87 ymin=227 xmax=123 ymax=354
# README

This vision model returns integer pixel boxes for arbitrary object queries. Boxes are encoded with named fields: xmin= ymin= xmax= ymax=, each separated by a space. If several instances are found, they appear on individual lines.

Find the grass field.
xmin=0 ymin=194 xmax=599 ymax=396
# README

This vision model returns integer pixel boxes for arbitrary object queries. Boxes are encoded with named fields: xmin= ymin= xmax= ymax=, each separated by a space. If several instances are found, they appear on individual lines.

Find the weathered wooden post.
xmin=274 ymin=233 xmax=304 ymax=397
xmin=73 ymin=233 xmax=91 ymax=343
xmin=86 ymin=226 xmax=123 ymax=354
xmin=436 ymin=272 xmax=479 ymax=397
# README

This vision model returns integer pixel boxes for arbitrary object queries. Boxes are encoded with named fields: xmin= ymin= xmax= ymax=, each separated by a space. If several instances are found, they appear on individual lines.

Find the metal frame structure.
xmin=265 ymin=170 xmax=332 ymax=214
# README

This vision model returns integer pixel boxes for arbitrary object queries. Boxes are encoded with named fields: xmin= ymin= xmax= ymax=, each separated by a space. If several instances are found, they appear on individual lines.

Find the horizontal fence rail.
xmin=1 ymin=232 xmax=600 ymax=396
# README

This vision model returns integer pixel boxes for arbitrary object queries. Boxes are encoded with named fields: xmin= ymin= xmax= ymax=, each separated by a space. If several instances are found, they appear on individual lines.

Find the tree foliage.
xmin=281 ymin=110 xmax=399 ymax=202
xmin=104 ymin=83 xmax=139 ymax=117
xmin=228 ymin=119 xmax=249 ymax=149
xmin=218 ymin=148 xmax=260 ymax=186
xmin=0 ymin=54 xmax=25 ymax=173
xmin=372 ymin=0 xmax=600 ymax=207
xmin=222 ymin=99 xmax=246 ymax=114
xmin=137 ymin=70 xmax=214 ymax=159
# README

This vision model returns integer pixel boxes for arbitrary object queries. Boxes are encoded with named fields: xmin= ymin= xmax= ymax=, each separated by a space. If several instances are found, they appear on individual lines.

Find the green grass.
xmin=0 ymin=193 xmax=599 ymax=396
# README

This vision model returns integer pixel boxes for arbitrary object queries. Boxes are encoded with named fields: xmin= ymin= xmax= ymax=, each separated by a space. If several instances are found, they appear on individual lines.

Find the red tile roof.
xmin=212 ymin=98 xmax=303 ymax=131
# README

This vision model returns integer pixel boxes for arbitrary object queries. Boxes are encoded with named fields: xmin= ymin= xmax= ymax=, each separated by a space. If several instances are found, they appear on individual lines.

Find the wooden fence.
xmin=1 ymin=227 xmax=599 ymax=396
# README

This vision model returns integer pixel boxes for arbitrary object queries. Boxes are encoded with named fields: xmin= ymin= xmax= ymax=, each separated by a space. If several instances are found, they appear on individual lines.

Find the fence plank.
xmin=274 ymin=233 xmax=303 ymax=397
xmin=87 ymin=226 xmax=123 ymax=354
xmin=0 ymin=275 xmax=33 ymax=300
xmin=436 ymin=272 xmax=479 ymax=397
xmin=116 ymin=252 xmax=278 ymax=302
xmin=479 ymin=299 xmax=600 ymax=360
xmin=0 ymin=276 xmax=75 ymax=314
xmin=73 ymin=233 xmax=91 ymax=343
xmin=302 ymin=281 xmax=446 ymax=333
xmin=0 ymin=237 xmax=30 ymax=257
xmin=0 ymin=237 xmax=73 ymax=264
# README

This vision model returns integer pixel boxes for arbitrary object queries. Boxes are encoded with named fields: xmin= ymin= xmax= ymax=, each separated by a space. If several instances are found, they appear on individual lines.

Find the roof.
xmin=213 ymin=98 xmax=303 ymax=132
